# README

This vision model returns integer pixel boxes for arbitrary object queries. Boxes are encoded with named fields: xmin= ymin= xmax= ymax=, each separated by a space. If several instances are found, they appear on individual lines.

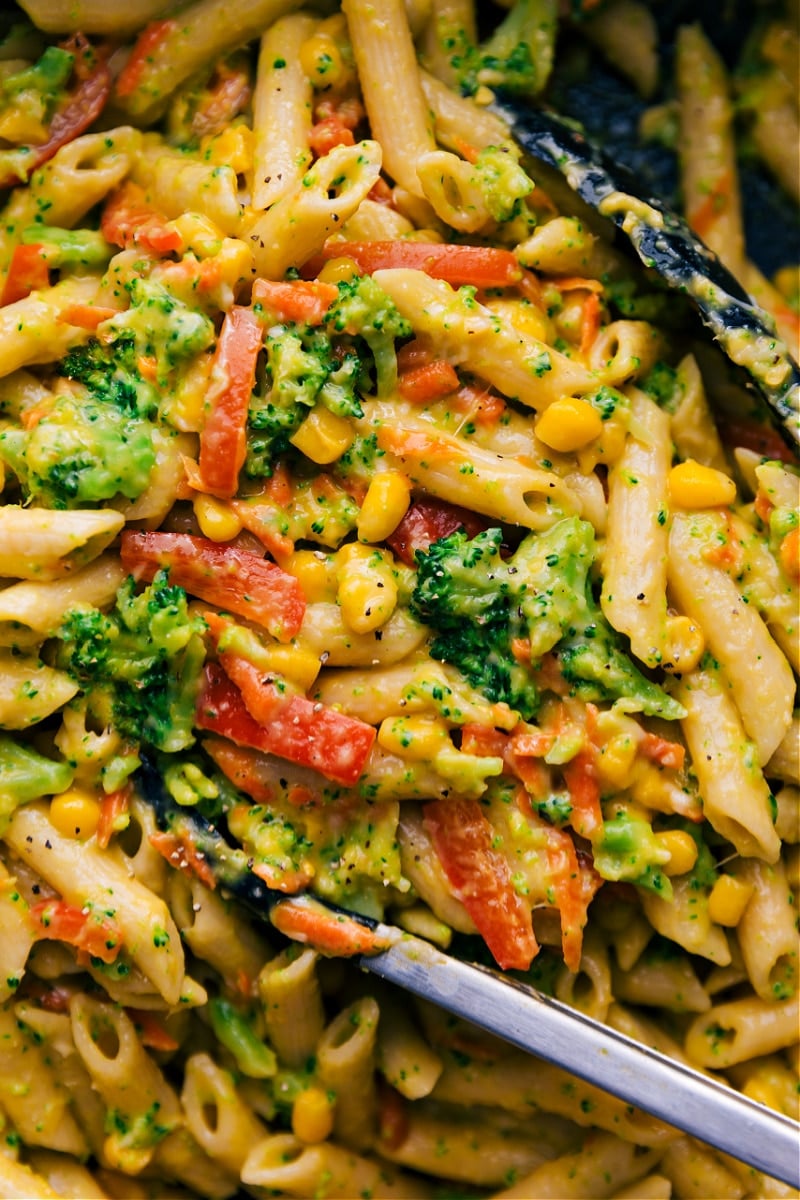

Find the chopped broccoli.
xmin=0 ymin=387 xmax=155 ymax=509
xmin=325 ymin=275 xmax=411 ymax=396
xmin=22 ymin=224 xmax=112 ymax=269
xmin=411 ymin=518 xmax=683 ymax=721
xmin=593 ymin=813 xmax=673 ymax=899
xmin=0 ymin=735 xmax=74 ymax=833
xmin=450 ymin=0 xmax=557 ymax=98
xmin=57 ymin=572 xmax=207 ymax=754
xmin=59 ymin=332 xmax=157 ymax=414
xmin=472 ymin=145 xmax=535 ymax=223
xmin=103 ymin=277 xmax=215 ymax=377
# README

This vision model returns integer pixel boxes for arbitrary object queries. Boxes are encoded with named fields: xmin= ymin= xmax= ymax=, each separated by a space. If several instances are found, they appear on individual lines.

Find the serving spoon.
xmin=490 ymin=96 xmax=800 ymax=453
xmin=140 ymin=760 xmax=800 ymax=1189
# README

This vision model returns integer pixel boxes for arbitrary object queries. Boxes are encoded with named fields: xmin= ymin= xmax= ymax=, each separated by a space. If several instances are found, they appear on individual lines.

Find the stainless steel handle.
xmin=361 ymin=934 xmax=800 ymax=1189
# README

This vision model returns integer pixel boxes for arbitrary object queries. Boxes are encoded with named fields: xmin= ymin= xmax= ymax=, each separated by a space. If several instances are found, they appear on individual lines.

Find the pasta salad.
xmin=0 ymin=2 xmax=797 ymax=1198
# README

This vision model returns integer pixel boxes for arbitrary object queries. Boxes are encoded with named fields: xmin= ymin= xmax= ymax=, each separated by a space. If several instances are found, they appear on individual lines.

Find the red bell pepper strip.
xmin=101 ymin=180 xmax=181 ymax=255
xmin=198 ymin=305 xmax=263 ymax=498
xmin=0 ymin=57 xmax=111 ymax=189
xmin=386 ymin=496 xmax=490 ymax=566
xmin=29 ymin=898 xmax=122 ymax=964
xmin=199 ymin=657 xmax=375 ymax=787
xmin=96 ymin=785 xmax=131 ymax=849
xmin=309 ymin=116 xmax=356 ymax=156
xmin=203 ymin=736 xmax=323 ymax=808
xmin=252 ymin=278 xmax=338 ymax=326
xmin=120 ymin=531 xmax=305 ymax=641
xmin=307 ymin=241 xmax=523 ymax=287
xmin=0 ymin=243 xmax=49 ymax=305
xmin=423 ymin=796 xmax=539 ymax=971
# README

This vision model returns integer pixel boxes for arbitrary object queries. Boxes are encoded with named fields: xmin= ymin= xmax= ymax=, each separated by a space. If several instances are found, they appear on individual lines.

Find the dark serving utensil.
xmin=139 ymin=759 xmax=800 ymax=1189
xmin=490 ymin=96 xmax=800 ymax=452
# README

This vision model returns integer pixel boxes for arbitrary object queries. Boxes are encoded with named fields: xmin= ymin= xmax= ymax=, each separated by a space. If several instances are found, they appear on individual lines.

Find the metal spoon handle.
xmin=361 ymin=934 xmax=800 ymax=1189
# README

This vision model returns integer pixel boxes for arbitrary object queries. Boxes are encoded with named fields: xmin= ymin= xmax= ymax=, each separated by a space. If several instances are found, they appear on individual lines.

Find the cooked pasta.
xmin=0 ymin=4 xmax=797 ymax=1200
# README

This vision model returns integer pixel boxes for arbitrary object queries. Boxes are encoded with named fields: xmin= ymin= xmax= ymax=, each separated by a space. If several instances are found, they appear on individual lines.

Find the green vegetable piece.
xmin=22 ymin=224 xmax=113 ymax=268
xmin=594 ymin=813 xmax=673 ymax=899
xmin=208 ymin=998 xmax=277 ymax=1078
xmin=0 ymin=734 xmax=73 ymax=831
xmin=3 ymin=45 xmax=74 ymax=100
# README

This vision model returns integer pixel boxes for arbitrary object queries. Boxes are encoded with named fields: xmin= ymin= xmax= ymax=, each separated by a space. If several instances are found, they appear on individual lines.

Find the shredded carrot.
xmin=553 ymin=276 xmax=605 ymax=294
xmin=452 ymin=135 xmax=479 ymax=164
xmin=127 ymin=1008 xmax=180 ymax=1052
xmin=456 ymin=382 xmax=506 ymax=426
xmin=58 ymin=303 xmax=121 ymax=329
xmin=252 ymin=277 xmax=338 ymax=325
xmin=688 ymin=170 xmax=733 ymax=242
xmin=309 ymin=116 xmax=355 ymax=156
xmin=270 ymin=895 xmax=384 ymax=956
xmin=310 ymin=240 xmax=522 ymax=288
xmin=96 ymin=785 xmax=131 ymax=850
xmin=376 ymin=425 xmax=459 ymax=462
xmin=579 ymin=290 xmax=602 ymax=357
xmin=264 ymin=461 xmax=294 ymax=508
xmin=754 ymin=489 xmax=774 ymax=524
xmin=1 ymin=243 xmax=49 ymax=306
xmin=115 ymin=20 xmax=177 ymax=98
xmin=779 ymin=527 xmax=800 ymax=579
xmin=639 ymin=733 xmax=686 ymax=772
xmin=137 ymin=355 xmax=159 ymax=383
xmin=252 ymin=860 xmax=314 ymax=894
xmin=149 ymin=831 xmax=216 ymax=889
xmin=398 ymin=359 xmax=460 ymax=404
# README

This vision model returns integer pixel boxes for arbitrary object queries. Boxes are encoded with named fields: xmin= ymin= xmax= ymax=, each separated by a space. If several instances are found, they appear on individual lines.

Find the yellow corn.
xmin=668 ymin=460 xmax=737 ymax=509
xmin=487 ymin=298 xmax=550 ymax=343
xmin=261 ymin=644 xmax=321 ymax=692
xmin=201 ymin=124 xmax=253 ymax=173
xmin=317 ymin=256 xmax=361 ymax=286
xmin=292 ymin=1086 xmax=334 ymax=1144
xmin=536 ymin=396 xmax=604 ymax=453
xmin=290 ymin=407 xmax=354 ymax=465
xmin=357 ymin=471 xmax=411 ymax=543
xmin=193 ymin=494 xmax=243 ymax=543
xmin=378 ymin=715 xmax=450 ymax=761
xmin=593 ymin=417 xmax=627 ymax=465
xmin=171 ymin=212 xmax=224 ymax=257
xmin=663 ymin=614 xmax=705 ymax=674
xmin=708 ymin=874 xmax=755 ymax=926
xmin=655 ymin=830 xmax=699 ymax=876
xmin=597 ymin=734 xmax=638 ymax=789
xmin=49 ymin=788 xmax=102 ymax=841
xmin=283 ymin=549 xmax=337 ymax=604
xmin=299 ymin=32 xmax=344 ymax=87
xmin=337 ymin=545 xmax=398 ymax=634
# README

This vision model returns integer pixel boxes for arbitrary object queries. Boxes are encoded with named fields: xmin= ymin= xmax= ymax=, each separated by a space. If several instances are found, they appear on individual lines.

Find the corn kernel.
xmin=708 ymin=874 xmax=755 ymax=926
xmin=668 ymin=460 xmax=737 ymax=509
xmin=261 ymin=645 xmax=321 ymax=692
xmin=378 ymin=715 xmax=450 ymax=760
xmin=536 ymin=397 xmax=604 ymax=453
xmin=357 ymin=471 xmax=411 ymax=543
xmin=597 ymin=734 xmax=638 ymax=789
xmin=655 ymin=830 xmax=699 ymax=876
xmin=292 ymin=1086 xmax=334 ymax=1144
xmin=663 ymin=614 xmax=705 ymax=674
xmin=317 ymin=256 xmax=361 ymax=286
xmin=193 ymin=494 xmax=243 ymax=543
xmin=50 ymin=788 xmax=102 ymax=841
xmin=284 ymin=549 xmax=337 ymax=604
xmin=300 ymin=32 xmax=344 ymax=87
xmin=487 ymin=298 xmax=550 ymax=343
xmin=201 ymin=124 xmax=253 ymax=173
xmin=290 ymin=407 xmax=354 ymax=465
xmin=337 ymin=549 xmax=398 ymax=633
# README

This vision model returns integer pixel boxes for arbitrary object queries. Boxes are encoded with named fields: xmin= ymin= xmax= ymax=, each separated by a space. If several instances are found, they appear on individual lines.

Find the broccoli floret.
xmin=472 ymin=145 xmax=535 ymax=223
xmin=411 ymin=517 xmax=683 ymax=720
xmin=325 ymin=275 xmax=411 ymax=396
xmin=0 ymin=388 xmax=155 ymax=509
xmin=57 ymin=572 xmax=207 ymax=754
xmin=0 ymin=735 xmax=73 ymax=833
xmin=450 ymin=0 xmax=557 ymax=98
xmin=593 ymin=813 xmax=673 ymax=898
xmin=103 ymin=277 xmax=215 ymax=376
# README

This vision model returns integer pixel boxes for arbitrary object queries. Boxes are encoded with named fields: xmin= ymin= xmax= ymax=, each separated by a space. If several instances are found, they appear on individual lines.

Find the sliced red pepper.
xmin=639 ymin=732 xmax=685 ymax=772
xmin=203 ymin=736 xmax=325 ymax=808
xmin=423 ymin=796 xmax=539 ymax=972
xmin=198 ymin=305 xmax=263 ymax=499
xmin=386 ymin=495 xmax=491 ymax=566
xmin=200 ymin=656 xmax=375 ymax=787
xmin=1 ymin=243 xmax=49 ymax=305
xmin=270 ymin=894 xmax=384 ymax=956
xmin=308 ymin=241 xmax=522 ymax=287
xmin=0 ymin=58 xmax=111 ymax=189
xmin=120 ymin=531 xmax=305 ymax=641
xmin=252 ymin=278 xmax=338 ymax=326
xmin=101 ymin=180 xmax=181 ymax=255
xmin=29 ymin=898 xmax=122 ymax=964
xmin=718 ymin=417 xmax=797 ymax=464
